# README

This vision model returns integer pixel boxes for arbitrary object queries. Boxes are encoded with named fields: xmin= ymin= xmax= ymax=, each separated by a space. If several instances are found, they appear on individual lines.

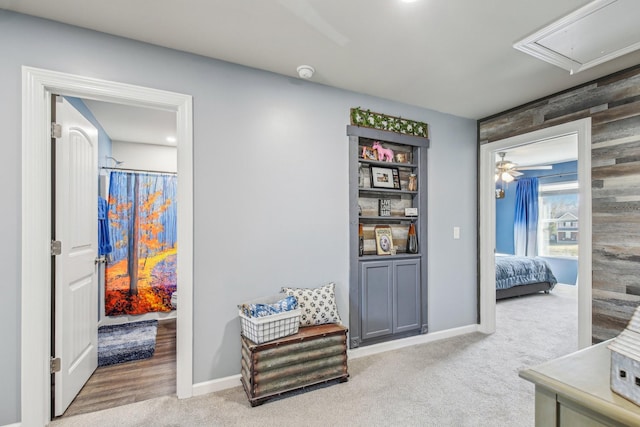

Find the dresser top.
xmin=520 ymin=341 xmax=640 ymax=425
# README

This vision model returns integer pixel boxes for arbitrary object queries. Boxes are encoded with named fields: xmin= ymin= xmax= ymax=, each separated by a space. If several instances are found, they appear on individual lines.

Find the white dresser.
xmin=520 ymin=341 xmax=640 ymax=427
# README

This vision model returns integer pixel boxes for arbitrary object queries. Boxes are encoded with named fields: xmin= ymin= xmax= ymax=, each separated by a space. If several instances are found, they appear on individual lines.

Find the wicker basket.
xmin=238 ymin=295 xmax=301 ymax=344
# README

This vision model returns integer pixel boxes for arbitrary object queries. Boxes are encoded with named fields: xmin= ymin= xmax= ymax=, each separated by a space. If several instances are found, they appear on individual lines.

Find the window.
xmin=538 ymin=182 xmax=579 ymax=257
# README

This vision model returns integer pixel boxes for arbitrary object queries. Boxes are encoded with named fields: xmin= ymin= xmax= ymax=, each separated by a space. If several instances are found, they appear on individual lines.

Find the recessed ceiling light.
xmin=166 ymin=136 xmax=177 ymax=143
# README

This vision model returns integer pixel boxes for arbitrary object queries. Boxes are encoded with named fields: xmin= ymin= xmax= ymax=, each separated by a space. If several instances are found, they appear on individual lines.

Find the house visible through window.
xmin=538 ymin=181 xmax=579 ymax=257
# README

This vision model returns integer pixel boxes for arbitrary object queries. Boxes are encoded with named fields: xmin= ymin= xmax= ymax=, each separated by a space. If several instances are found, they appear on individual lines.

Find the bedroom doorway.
xmin=478 ymin=118 xmax=593 ymax=349
xmin=21 ymin=67 xmax=194 ymax=427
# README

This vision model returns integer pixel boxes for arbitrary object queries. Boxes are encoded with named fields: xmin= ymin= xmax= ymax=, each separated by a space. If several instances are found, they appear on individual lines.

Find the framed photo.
xmin=370 ymin=166 xmax=401 ymax=189
xmin=374 ymin=226 xmax=394 ymax=255
xmin=394 ymin=152 xmax=410 ymax=163
xmin=393 ymin=169 xmax=401 ymax=189
xmin=361 ymin=146 xmax=378 ymax=160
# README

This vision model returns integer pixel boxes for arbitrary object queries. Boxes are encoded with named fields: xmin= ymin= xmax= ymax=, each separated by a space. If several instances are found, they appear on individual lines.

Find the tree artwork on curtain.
xmin=105 ymin=171 xmax=177 ymax=316
xmin=514 ymin=177 xmax=539 ymax=257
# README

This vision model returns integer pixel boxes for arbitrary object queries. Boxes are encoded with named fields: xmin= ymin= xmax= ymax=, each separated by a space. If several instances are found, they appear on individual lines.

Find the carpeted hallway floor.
xmin=51 ymin=284 xmax=578 ymax=427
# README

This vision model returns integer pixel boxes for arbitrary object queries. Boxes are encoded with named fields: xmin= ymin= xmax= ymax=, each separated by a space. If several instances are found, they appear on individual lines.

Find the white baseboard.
xmin=191 ymin=324 xmax=480 ymax=396
xmin=1 ymin=422 xmax=21 ymax=427
xmin=347 ymin=324 xmax=480 ymax=359
xmin=192 ymin=374 xmax=242 ymax=396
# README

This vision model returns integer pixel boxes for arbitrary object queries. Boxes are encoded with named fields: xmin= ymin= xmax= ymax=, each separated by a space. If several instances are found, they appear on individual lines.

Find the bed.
xmin=495 ymin=254 xmax=558 ymax=300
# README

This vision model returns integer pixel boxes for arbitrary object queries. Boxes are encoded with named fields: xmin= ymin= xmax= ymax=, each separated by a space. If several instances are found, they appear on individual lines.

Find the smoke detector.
xmin=296 ymin=65 xmax=315 ymax=79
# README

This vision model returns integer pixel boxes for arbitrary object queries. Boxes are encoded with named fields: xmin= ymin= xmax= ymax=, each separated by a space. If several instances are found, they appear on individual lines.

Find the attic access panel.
xmin=514 ymin=0 xmax=640 ymax=74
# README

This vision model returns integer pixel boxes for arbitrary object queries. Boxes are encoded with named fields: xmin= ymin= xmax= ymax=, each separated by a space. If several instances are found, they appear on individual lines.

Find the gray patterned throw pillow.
xmin=281 ymin=282 xmax=342 ymax=327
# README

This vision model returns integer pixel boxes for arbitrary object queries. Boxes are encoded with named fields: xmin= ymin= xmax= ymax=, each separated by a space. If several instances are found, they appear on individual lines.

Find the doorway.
xmin=57 ymin=96 xmax=179 ymax=416
xmin=21 ymin=67 xmax=194 ymax=427
xmin=478 ymin=118 xmax=593 ymax=348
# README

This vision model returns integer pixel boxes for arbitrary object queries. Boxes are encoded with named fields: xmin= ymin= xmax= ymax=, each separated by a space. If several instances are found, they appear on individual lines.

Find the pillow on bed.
xmin=281 ymin=282 xmax=341 ymax=327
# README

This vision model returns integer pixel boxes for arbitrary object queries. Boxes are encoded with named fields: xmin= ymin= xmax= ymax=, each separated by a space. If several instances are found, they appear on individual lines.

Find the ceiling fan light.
xmin=502 ymin=172 xmax=514 ymax=183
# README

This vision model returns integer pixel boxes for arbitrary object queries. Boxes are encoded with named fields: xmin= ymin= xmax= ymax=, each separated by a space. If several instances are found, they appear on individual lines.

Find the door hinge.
xmin=50 ymin=357 xmax=61 ymax=374
xmin=51 ymin=240 xmax=62 ymax=256
xmin=51 ymin=122 xmax=62 ymax=139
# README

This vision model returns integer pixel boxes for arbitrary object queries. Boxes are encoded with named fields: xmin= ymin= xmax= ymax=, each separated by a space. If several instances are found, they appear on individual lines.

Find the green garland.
xmin=350 ymin=107 xmax=428 ymax=139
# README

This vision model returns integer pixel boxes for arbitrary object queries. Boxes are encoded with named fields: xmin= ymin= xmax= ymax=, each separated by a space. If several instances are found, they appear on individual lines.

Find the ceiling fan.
xmin=495 ymin=151 xmax=552 ymax=183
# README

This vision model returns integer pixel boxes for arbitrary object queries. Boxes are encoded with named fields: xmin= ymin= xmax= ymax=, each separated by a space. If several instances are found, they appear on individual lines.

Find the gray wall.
xmin=0 ymin=11 xmax=477 ymax=424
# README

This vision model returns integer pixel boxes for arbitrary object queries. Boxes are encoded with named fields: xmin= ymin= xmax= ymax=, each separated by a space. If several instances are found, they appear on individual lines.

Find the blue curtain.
xmin=514 ymin=177 xmax=539 ymax=256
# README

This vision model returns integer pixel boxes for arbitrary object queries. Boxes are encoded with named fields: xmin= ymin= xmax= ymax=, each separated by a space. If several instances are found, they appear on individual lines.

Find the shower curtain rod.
xmin=100 ymin=166 xmax=177 ymax=176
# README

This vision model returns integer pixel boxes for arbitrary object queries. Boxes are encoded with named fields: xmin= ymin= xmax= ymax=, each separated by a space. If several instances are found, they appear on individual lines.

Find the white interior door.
xmin=53 ymin=97 xmax=99 ymax=416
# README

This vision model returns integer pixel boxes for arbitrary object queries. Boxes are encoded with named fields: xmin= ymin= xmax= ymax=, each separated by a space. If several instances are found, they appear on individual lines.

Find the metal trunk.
xmin=240 ymin=324 xmax=349 ymax=406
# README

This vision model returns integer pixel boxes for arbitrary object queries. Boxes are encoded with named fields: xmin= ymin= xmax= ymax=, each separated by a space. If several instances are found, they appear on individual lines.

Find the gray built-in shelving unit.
xmin=347 ymin=125 xmax=429 ymax=348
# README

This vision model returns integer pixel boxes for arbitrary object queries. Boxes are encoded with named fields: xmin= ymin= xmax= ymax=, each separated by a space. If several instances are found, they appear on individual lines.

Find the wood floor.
xmin=61 ymin=318 xmax=176 ymax=418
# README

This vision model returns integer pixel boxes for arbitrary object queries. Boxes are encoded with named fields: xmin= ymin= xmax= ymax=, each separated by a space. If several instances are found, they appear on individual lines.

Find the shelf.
xmin=359 ymin=215 xmax=417 ymax=222
xmin=359 ymin=254 xmax=421 ymax=261
xmin=349 ymin=125 xmax=428 ymax=349
xmin=359 ymin=188 xmax=417 ymax=196
xmin=358 ymin=158 xmax=417 ymax=169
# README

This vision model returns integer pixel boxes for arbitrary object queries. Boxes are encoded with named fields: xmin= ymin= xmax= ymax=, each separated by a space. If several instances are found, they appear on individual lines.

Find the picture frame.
xmin=394 ymin=152 xmax=408 ymax=163
xmin=404 ymin=207 xmax=418 ymax=217
xmin=374 ymin=226 xmax=394 ymax=255
xmin=361 ymin=146 xmax=378 ymax=160
xmin=370 ymin=166 xmax=401 ymax=190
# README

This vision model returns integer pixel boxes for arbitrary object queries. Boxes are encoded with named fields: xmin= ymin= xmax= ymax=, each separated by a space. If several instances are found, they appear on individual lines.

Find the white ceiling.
xmin=4 ymin=0 xmax=640 ymax=122
xmin=5 ymin=0 xmax=640 ymax=146
xmin=496 ymin=134 xmax=578 ymax=168
xmin=82 ymin=99 xmax=176 ymax=146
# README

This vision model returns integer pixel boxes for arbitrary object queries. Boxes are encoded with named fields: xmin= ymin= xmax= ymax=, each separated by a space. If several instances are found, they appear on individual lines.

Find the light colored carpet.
xmin=51 ymin=284 xmax=578 ymax=427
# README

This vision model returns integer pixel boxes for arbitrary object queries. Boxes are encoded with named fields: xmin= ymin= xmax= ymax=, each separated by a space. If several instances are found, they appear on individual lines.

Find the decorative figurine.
xmin=372 ymin=141 xmax=394 ymax=162
xmin=408 ymin=174 xmax=417 ymax=191
xmin=609 ymin=305 xmax=640 ymax=405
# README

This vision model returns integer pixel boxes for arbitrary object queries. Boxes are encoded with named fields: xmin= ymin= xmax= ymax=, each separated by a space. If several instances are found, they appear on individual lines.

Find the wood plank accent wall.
xmin=478 ymin=65 xmax=640 ymax=344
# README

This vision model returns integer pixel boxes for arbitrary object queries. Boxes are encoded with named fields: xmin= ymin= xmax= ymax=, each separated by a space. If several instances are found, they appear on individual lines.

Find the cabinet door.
xmin=361 ymin=261 xmax=393 ymax=340
xmin=393 ymin=259 xmax=421 ymax=333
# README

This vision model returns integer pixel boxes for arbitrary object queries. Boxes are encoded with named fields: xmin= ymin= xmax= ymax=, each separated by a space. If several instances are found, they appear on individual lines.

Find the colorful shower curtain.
xmin=514 ymin=177 xmax=539 ymax=257
xmin=105 ymin=171 xmax=177 ymax=316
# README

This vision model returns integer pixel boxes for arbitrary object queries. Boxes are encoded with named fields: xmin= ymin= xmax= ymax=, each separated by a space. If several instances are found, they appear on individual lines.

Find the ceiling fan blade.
xmin=515 ymin=165 xmax=553 ymax=170
xmin=509 ymin=170 xmax=524 ymax=177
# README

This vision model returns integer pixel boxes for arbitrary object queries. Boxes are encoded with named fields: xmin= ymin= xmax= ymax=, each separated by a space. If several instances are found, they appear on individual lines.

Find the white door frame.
xmin=479 ymin=118 xmax=592 ymax=349
xmin=21 ymin=66 xmax=194 ymax=426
